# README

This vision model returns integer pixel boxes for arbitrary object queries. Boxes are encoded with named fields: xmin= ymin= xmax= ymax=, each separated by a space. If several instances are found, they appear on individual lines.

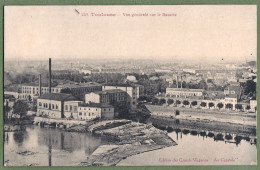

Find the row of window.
xmin=79 ymin=107 xmax=111 ymax=111
xmin=23 ymin=88 xmax=60 ymax=93
xmin=79 ymin=107 xmax=98 ymax=111
xmin=39 ymin=102 xmax=59 ymax=110
xmin=64 ymin=105 xmax=77 ymax=112
xmin=79 ymin=112 xmax=96 ymax=116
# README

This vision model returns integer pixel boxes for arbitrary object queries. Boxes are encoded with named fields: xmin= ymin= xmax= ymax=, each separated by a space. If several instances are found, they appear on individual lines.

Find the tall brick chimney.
xmin=176 ymin=76 xmax=179 ymax=88
xmin=49 ymin=58 xmax=52 ymax=93
xmin=39 ymin=74 xmax=42 ymax=96
xmin=180 ymin=76 xmax=183 ymax=88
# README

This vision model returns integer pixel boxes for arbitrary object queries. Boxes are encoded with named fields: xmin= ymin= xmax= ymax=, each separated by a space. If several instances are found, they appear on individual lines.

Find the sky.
xmin=4 ymin=5 xmax=257 ymax=63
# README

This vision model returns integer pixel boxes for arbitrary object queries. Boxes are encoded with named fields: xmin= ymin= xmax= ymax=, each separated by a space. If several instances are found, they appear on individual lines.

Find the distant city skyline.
xmin=4 ymin=5 xmax=256 ymax=63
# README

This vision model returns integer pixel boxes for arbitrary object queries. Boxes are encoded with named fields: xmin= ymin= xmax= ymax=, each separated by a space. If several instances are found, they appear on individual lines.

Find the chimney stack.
xmin=39 ymin=74 xmax=42 ymax=96
xmin=180 ymin=76 xmax=183 ymax=88
xmin=49 ymin=58 xmax=52 ymax=93
xmin=105 ymin=74 xmax=108 ymax=84
xmin=176 ymin=76 xmax=179 ymax=88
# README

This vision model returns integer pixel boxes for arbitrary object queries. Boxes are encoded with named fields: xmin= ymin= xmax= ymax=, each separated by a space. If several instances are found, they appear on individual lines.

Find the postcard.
xmin=3 ymin=5 xmax=257 ymax=166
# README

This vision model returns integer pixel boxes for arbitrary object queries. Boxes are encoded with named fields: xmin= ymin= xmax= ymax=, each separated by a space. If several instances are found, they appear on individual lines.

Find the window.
xmin=74 ymin=106 xmax=77 ymax=112
xmin=104 ymin=109 xmax=106 ymax=111
xmin=89 ymin=113 xmax=90 ymax=116
xmin=84 ymin=113 xmax=86 ymax=116
xmin=70 ymin=105 xmax=72 ymax=111
xmin=52 ymin=104 xmax=54 ymax=109
xmin=109 ymin=109 xmax=110 ymax=111
xmin=96 ymin=109 xmax=97 ymax=111
xmin=39 ymin=102 xmax=42 ymax=106
xmin=133 ymin=102 xmax=135 ymax=105
xmin=79 ymin=112 xmax=82 ymax=115
xmin=56 ymin=104 xmax=58 ymax=109
xmin=65 ymin=105 xmax=68 ymax=110
xmin=133 ymin=97 xmax=135 ymax=99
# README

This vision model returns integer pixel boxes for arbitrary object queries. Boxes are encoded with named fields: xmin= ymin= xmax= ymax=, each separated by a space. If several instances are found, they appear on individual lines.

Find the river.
xmin=4 ymin=124 xmax=257 ymax=166
xmin=118 ymin=130 xmax=257 ymax=165
xmin=4 ymin=125 xmax=109 ymax=166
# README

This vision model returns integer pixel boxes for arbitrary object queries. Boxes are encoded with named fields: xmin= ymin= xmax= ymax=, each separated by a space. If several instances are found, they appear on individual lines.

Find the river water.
xmin=118 ymin=130 xmax=257 ymax=165
xmin=4 ymin=125 xmax=109 ymax=166
xmin=4 ymin=125 xmax=257 ymax=166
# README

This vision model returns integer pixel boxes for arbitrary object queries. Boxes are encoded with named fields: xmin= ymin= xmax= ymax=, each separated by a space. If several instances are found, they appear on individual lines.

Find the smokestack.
xmin=176 ymin=76 xmax=179 ymax=88
xmin=39 ymin=74 xmax=42 ymax=96
xmin=180 ymin=76 xmax=183 ymax=88
xmin=49 ymin=58 xmax=52 ymax=93
xmin=105 ymin=74 xmax=108 ymax=84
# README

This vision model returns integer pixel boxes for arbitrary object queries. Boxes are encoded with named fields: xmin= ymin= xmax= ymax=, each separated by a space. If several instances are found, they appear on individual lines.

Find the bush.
xmin=176 ymin=100 xmax=181 ymax=105
xmin=208 ymin=102 xmax=214 ymax=108
xmin=225 ymin=103 xmax=233 ymax=109
xmin=217 ymin=103 xmax=224 ymax=109
xmin=183 ymin=100 xmax=190 ymax=106
xmin=235 ymin=104 xmax=243 ymax=110
xmin=167 ymin=99 xmax=174 ymax=105
xmin=159 ymin=99 xmax=166 ymax=105
xmin=200 ymin=102 xmax=206 ymax=107
xmin=191 ymin=101 xmax=197 ymax=106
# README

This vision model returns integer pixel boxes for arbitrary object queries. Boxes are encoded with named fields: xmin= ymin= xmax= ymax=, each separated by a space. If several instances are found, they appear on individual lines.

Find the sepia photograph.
xmin=3 ymin=5 xmax=257 ymax=166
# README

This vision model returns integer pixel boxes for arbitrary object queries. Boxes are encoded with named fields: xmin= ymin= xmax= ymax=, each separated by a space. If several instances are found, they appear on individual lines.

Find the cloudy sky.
xmin=4 ymin=5 xmax=256 ymax=63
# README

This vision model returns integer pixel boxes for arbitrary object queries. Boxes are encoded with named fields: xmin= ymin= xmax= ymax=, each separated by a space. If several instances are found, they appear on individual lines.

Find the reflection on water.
xmin=4 ymin=124 xmax=257 ymax=166
xmin=118 ymin=129 xmax=257 ymax=166
xmin=4 ymin=125 xmax=109 ymax=166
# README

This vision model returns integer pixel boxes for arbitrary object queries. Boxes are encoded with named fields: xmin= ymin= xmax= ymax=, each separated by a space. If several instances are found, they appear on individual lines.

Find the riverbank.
xmin=146 ymin=105 xmax=256 ymax=126
xmin=4 ymin=117 xmax=34 ymax=132
xmin=80 ymin=122 xmax=177 ymax=166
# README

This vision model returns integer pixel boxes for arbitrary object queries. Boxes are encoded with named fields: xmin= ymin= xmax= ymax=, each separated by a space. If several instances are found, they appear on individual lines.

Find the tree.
xmin=4 ymin=105 xmax=11 ymax=119
xmin=159 ymin=98 xmax=166 ymax=105
xmin=208 ymin=102 xmax=214 ymax=108
xmin=246 ymin=105 xmax=251 ymax=110
xmin=200 ymin=102 xmax=206 ymax=107
xmin=191 ymin=101 xmax=197 ymax=106
xmin=152 ymin=98 xmax=159 ymax=105
xmin=176 ymin=100 xmax=181 ymax=105
xmin=13 ymin=101 xmax=29 ymax=118
xmin=60 ymin=88 xmax=72 ymax=94
xmin=225 ymin=103 xmax=233 ymax=110
xmin=198 ymin=80 xmax=208 ymax=90
xmin=183 ymin=100 xmax=190 ymax=106
xmin=167 ymin=99 xmax=174 ymax=105
xmin=235 ymin=104 xmax=243 ymax=110
xmin=217 ymin=103 xmax=224 ymax=110
xmin=28 ymin=95 xmax=32 ymax=102
xmin=244 ymin=80 xmax=256 ymax=96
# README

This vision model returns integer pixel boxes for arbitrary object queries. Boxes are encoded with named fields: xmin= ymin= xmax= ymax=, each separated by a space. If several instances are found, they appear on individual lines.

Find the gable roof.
xmin=38 ymin=93 xmax=79 ymax=101
xmin=94 ymin=89 xmax=126 ymax=95
xmin=78 ymin=103 xmax=113 ymax=108
xmin=4 ymin=94 xmax=15 ymax=99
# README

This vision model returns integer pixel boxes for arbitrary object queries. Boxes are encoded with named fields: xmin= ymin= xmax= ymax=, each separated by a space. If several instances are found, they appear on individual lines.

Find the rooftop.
xmin=166 ymin=88 xmax=204 ymax=92
xmin=94 ymin=89 xmax=126 ymax=95
xmin=4 ymin=94 xmax=15 ymax=99
xmin=225 ymin=85 xmax=241 ymax=91
xmin=79 ymin=103 xmax=113 ymax=108
xmin=38 ymin=93 xmax=80 ymax=101
xmin=56 ymin=82 xmax=101 ymax=89
xmin=103 ymin=83 xmax=143 ymax=87
xmin=225 ymin=94 xmax=238 ymax=99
